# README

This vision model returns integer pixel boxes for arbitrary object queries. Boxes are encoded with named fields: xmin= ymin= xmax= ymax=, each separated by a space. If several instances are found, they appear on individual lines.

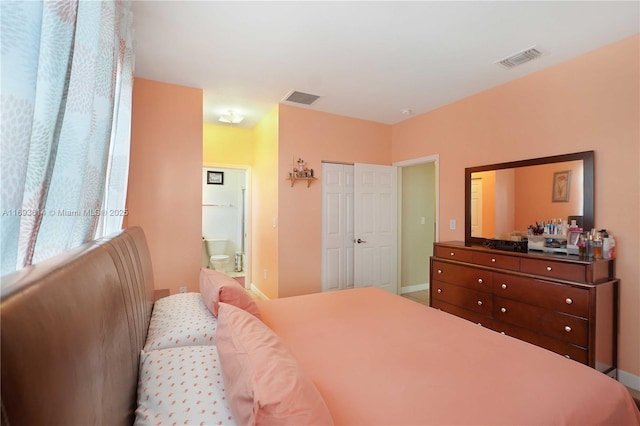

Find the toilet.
xmin=204 ymin=239 xmax=229 ymax=272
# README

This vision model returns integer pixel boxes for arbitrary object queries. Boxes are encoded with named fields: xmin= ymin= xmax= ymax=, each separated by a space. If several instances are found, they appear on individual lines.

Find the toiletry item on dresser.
xmin=591 ymin=231 xmax=603 ymax=259
xmin=577 ymin=233 xmax=587 ymax=257
xmin=601 ymin=230 xmax=616 ymax=259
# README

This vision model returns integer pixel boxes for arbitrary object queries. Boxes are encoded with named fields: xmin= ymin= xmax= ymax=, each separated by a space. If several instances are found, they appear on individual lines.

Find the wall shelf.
xmin=287 ymin=176 xmax=317 ymax=188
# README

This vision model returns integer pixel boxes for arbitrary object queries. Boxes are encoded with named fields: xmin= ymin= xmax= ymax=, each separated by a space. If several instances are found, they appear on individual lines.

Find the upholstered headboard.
xmin=1 ymin=227 xmax=154 ymax=425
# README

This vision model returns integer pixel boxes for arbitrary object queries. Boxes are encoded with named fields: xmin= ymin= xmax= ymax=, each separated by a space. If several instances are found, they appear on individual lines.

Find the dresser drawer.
xmin=432 ymin=280 xmax=492 ymax=316
xmin=493 ymin=320 xmax=588 ymax=365
xmin=493 ymin=297 xmax=588 ymax=346
xmin=520 ymin=258 xmax=586 ymax=282
xmin=432 ymin=260 xmax=491 ymax=292
xmin=431 ymin=300 xmax=493 ymax=328
xmin=493 ymin=272 xmax=589 ymax=318
xmin=471 ymin=251 xmax=519 ymax=271
xmin=434 ymin=246 xmax=473 ymax=262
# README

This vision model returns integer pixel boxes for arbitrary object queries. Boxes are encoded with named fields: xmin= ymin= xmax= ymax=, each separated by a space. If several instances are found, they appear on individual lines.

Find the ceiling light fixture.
xmin=401 ymin=109 xmax=413 ymax=116
xmin=218 ymin=110 xmax=244 ymax=124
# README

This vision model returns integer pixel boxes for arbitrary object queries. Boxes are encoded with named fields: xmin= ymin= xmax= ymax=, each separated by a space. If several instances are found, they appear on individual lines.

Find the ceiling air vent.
xmin=496 ymin=46 xmax=543 ymax=69
xmin=282 ymin=90 xmax=321 ymax=106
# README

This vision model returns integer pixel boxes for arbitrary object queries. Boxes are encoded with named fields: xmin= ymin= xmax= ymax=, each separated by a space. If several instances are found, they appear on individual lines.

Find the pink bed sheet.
xmin=257 ymin=288 xmax=640 ymax=425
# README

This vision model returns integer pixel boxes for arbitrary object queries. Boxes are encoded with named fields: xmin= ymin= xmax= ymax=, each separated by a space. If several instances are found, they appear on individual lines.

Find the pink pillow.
xmin=199 ymin=268 xmax=261 ymax=319
xmin=216 ymin=303 xmax=334 ymax=426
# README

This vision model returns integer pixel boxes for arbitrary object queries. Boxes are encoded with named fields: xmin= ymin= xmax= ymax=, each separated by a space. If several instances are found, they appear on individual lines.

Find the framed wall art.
xmin=207 ymin=171 xmax=224 ymax=185
xmin=552 ymin=170 xmax=571 ymax=202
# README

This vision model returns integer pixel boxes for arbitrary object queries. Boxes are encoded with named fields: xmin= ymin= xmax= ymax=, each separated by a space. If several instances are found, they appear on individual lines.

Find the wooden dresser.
xmin=430 ymin=241 xmax=618 ymax=375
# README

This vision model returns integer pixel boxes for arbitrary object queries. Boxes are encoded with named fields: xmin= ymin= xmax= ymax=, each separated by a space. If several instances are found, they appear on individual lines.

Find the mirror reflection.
xmin=471 ymin=160 xmax=584 ymax=240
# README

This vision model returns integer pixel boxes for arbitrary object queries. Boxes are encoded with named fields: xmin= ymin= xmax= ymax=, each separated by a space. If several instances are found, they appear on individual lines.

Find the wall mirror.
xmin=465 ymin=151 xmax=594 ymax=246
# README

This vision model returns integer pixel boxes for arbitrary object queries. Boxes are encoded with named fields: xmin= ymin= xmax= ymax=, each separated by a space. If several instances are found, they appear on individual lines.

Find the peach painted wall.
xmin=472 ymin=171 xmax=496 ymax=238
xmin=277 ymin=105 xmax=392 ymax=297
xmin=514 ymin=160 xmax=583 ymax=230
xmin=128 ymin=78 xmax=203 ymax=295
xmin=494 ymin=169 xmax=515 ymax=238
xmin=391 ymin=35 xmax=639 ymax=378
xmin=251 ymin=107 xmax=279 ymax=299
xmin=203 ymin=123 xmax=252 ymax=165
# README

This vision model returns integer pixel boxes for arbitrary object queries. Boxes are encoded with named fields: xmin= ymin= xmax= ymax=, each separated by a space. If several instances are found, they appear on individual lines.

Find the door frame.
xmin=202 ymin=162 xmax=252 ymax=288
xmin=393 ymin=154 xmax=440 ymax=294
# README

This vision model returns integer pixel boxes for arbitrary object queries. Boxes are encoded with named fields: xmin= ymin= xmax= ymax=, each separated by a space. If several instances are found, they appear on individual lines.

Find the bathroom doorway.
xmin=202 ymin=165 xmax=250 ymax=287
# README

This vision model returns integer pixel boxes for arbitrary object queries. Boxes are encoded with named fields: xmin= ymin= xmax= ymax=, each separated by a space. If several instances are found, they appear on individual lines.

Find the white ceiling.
xmin=132 ymin=1 xmax=639 ymax=129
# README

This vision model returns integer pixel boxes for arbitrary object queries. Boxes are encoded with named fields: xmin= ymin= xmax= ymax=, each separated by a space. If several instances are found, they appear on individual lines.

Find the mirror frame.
xmin=465 ymin=151 xmax=594 ymax=246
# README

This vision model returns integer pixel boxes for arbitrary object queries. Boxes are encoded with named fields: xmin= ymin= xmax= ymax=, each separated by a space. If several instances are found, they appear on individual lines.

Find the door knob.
xmin=356 ymin=238 xmax=367 ymax=244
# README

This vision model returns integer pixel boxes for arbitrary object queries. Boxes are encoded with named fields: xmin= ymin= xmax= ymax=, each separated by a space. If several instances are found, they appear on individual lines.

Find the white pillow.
xmin=143 ymin=293 xmax=217 ymax=351
xmin=135 ymin=345 xmax=235 ymax=425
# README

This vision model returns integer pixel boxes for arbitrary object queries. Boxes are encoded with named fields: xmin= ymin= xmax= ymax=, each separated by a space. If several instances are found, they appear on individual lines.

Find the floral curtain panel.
xmin=1 ymin=0 xmax=134 ymax=276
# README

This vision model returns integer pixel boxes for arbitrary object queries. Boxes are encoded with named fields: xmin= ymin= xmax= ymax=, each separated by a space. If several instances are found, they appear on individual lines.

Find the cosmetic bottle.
xmin=590 ymin=231 xmax=603 ymax=259
xmin=603 ymin=234 xmax=616 ymax=259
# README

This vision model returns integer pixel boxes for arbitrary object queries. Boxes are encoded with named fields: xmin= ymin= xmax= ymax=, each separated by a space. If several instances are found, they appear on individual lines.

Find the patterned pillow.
xmin=143 ymin=293 xmax=217 ymax=351
xmin=135 ymin=345 xmax=235 ymax=426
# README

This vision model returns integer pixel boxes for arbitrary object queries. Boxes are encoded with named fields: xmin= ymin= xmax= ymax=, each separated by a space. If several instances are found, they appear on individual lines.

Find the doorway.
xmin=202 ymin=165 xmax=250 ymax=287
xmin=394 ymin=155 xmax=439 ymax=297
xmin=471 ymin=177 xmax=483 ymax=237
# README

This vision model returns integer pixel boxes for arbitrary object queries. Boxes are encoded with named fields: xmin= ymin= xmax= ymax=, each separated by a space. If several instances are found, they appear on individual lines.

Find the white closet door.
xmin=321 ymin=163 xmax=354 ymax=291
xmin=354 ymin=163 xmax=398 ymax=294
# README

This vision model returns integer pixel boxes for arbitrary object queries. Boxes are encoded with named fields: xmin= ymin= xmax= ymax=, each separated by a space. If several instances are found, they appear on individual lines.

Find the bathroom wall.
xmin=203 ymin=123 xmax=252 ymax=165
xmin=202 ymin=167 xmax=247 ymax=271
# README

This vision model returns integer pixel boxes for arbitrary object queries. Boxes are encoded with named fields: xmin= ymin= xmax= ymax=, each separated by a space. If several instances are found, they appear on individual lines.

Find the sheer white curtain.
xmin=1 ymin=0 xmax=134 ymax=276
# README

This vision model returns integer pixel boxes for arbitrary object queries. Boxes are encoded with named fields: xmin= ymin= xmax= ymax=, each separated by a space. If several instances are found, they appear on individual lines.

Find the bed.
xmin=2 ymin=227 xmax=639 ymax=425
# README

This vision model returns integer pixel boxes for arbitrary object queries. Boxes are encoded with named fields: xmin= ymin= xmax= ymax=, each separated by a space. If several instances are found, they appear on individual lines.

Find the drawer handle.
xmin=437 ymin=288 xmax=443 ymax=294
xmin=450 ymin=252 xmax=455 ymax=256
xmin=546 ymin=266 xmax=553 ymax=271
xmin=565 ymin=298 xmax=573 ymax=305
xmin=477 ymin=300 xmax=483 ymax=306
xmin=501 ymin=283 xmax=507 ymax=289
xmin=478 ymin=278 xmax=484 ymax=284
xmin=491 ymin=258 xmax=496 ymax=263
xmin=500 ymin=307 xmax=507 ymax=313
xmin=437 ymin=269 xmax=443 ymax=274
xmin=564 ymin=326 xmax=572 ymax=333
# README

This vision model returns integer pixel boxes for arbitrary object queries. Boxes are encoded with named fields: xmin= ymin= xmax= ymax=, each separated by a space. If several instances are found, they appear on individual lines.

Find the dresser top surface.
xmin=435 ymin=241 xmax=613 ymax=266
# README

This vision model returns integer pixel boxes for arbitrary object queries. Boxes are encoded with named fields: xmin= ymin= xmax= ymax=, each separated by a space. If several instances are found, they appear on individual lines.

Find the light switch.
xmin=420 ymin=216 xmax=426 ymax=225
xmin=449 ymin=219 xmax=456 ymax=230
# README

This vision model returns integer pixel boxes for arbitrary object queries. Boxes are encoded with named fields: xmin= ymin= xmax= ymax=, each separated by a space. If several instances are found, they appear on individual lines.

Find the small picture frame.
xmin=568 ymin=230 xmax=581 ymax=246
xmin=207 ymin=171 xmax=224 ymax=185
xmin=552 ymin=170 xmax=571 ymax=202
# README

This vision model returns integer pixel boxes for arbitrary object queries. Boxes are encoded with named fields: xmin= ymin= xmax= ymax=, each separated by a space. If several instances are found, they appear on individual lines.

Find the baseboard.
xmin=400 ymin=283 xmax=429 ymax=294
xmin=619 ymin=369 xmax=640 ymax=391
xmin=250 ymin=283 xmax=269 ymax=300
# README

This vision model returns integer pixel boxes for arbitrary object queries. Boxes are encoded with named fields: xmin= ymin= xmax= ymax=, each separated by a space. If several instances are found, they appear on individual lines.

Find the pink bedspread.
xmin=257 ymin=288 xmax=640 ymax=425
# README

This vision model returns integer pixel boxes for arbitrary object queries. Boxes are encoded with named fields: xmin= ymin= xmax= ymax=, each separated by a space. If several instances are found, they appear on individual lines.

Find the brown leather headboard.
xmin=1 ymin=227 xmax=154 ymax=425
